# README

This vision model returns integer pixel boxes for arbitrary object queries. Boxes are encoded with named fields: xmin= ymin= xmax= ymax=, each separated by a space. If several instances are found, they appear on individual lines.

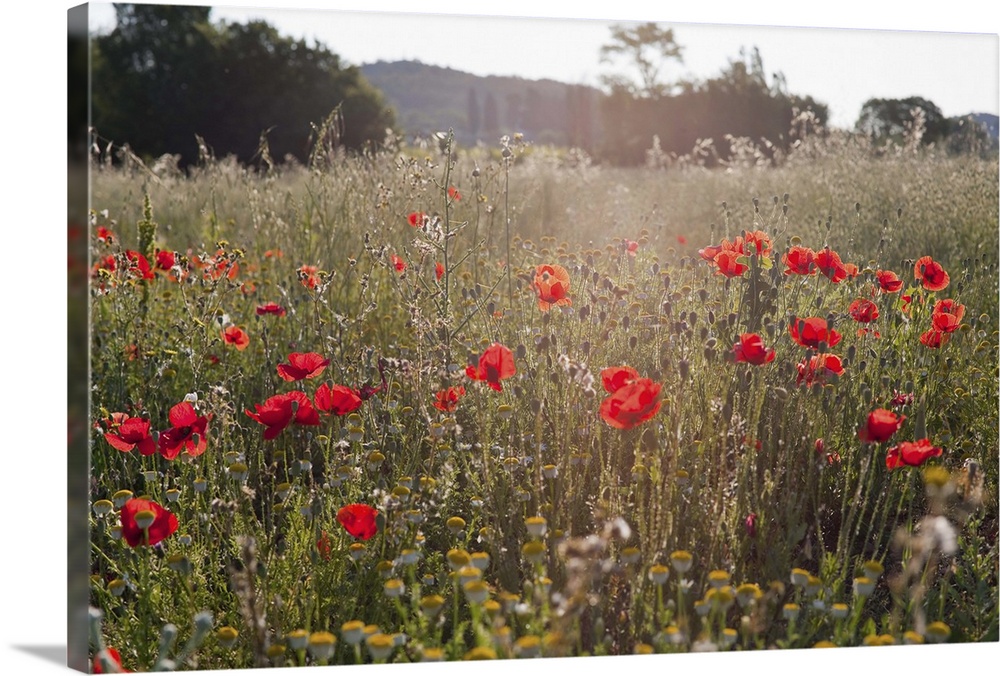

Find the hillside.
xmin=361 ymin=60 xmax=602 ymax=149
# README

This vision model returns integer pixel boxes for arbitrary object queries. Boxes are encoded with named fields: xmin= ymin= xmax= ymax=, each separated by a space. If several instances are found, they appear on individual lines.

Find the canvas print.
xmin=68 ymin=2 xmax=999 ymax=672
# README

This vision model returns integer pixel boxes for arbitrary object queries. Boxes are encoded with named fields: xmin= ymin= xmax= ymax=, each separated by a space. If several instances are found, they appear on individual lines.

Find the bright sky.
xmin=86 ymin=1 xmax=999 ymax=130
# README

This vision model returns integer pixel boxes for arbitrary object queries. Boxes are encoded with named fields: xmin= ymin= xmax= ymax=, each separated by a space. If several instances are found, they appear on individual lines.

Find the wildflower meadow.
xmin=83 ymin=123 xmax=998 ymax=672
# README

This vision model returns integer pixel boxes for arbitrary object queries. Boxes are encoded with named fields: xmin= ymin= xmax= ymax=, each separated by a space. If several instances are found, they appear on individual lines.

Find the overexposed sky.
xmin=86 ymin=1 xmax=999 ymax=129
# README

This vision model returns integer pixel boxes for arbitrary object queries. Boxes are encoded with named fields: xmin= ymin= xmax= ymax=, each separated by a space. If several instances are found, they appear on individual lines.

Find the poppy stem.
xmin=503 ymin=141 xmax=513 ymax=312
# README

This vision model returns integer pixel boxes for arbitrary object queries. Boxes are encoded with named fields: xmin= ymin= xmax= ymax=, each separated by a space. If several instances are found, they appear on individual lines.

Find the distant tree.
xmin=945 ymin=115 xmax=998 ymax=157
xmin=92 ymin=4 xmax=395 ymax=165
xmin=566 ymin=85 xmax=595 ymax=151
xmin=92 ymin=4 xmax=217 ymax=162
xmin=598 ymin=45 xmax=828 ymax=165
xmin=505 ymin=92 xmax=524 ymax=131
xmin=466 ymin=87 xmax=481 ymax=141
xmin=483 ymin=92 xmax=500 ymax=140
xmin=600 ymin=22 xmax=684 ymax=99
xmin=855 ymin=96 xmax=949 ymax=146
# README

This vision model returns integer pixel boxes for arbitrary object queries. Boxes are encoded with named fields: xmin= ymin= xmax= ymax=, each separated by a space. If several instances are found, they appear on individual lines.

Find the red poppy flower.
xmin=337 ymin=503 xmax=379 ymax=540
xmin=93 ymin=647 xmax=129 ymax=673
xmin=192 ymin=249 xmax=238 ymax=281
xmin=601 ymin=366 xmax=640 ymax=393
xmin=914 ymin=256 xmax=949 ymax=292
xmin=713 ymin=250 xmax=748 ymax=277
xmin=222 ymin=325 xmax=250 ymax=351
xmin=875 ymin=269 xmax=903 ymax=293
xmin=534 ymin=264 xmax=572 ymax=311
xmin=843 ymin=263 xmax=859 ymax=278
xmin=256 ymin=302 xmax=287 ymax=317
xmin=733 ymin=333 xmax=776 ymax=365
xmin=433 ymin=386 xmax=466 ymax=412
xmin=933 ymin=299 xmax=965 ymax=322
xmin=815 ymin=248 xmax=848 ymax=283
xmin=789 ymin=317 xmax=842 ymax=349
xmin=245 ymin=391 xmax=320 ymax=440
xmin=155 ymin=250 xmax=176 ymax=272
xmin=698 ymin=243 xmax=723 ymax=262
xmin=96 ymin=226 xmax=114 ymax=243
xmin=299 ymin=264 xmax=320 ymax=289
xmin=407 ymin=211 xmax=427 ymax=227
xmin=890 ymin=390 xmax=914 ymax=407
xmin=276 ymin=352 xmax=330 ymax=382
xmin=119 ymin=498 xmax=178 ymax=547
xmin=625 ymin=240 xmax=639 ymax=257
xmin=448 ymin=186 xmax=461 ymax=201
xmin=265 ymin=249 xmax=283 ymax=258
xmin=858 ymin=408 xmax=906 ymax=443
xmin=782 ymin=246 xmax=816 ymax=275
xmin=744 ymin=513 xmax=758 ymax=538
xmin=316 ymin=531 xmax=333 ymax=561
xmin=94 ymin=254 xmax=117 ymax=275
xmin=920 ymin=329 xmax=948 ymax=348
xmin=391 ymin=254 xmax=406 ymax=273
xmin=856 ymin=328 xmax=881 ymax=339
xmin=125 ymin=250 xmax=155 ymax=280
xmin=159 ymin=402 xmax=211 ymax=460
xmin=932 ymin=312 xmax=961 ymax=333
xmin=600 ymin=377 xmax=662 ymax=430
xmin=314 ymin=383 xmax=363 ymax=416
xmin=435 ymin=262 xmax=445 ymax=281
xmin=104 ymin=417 xmax=156 ymax=456
xmin=885 ymin=438 xmax=943 ymax=469
xmin=698 ymin=236 xmax=743 ymax=264
xmin=743 ymin=230 xmax=772 ymax=257
xmin=676 ymin=235 xmax=687 ymax=245
xmin=795 ymin=353 xmax=845 ymax=386
xmin=848 ymin=298 xmax=879 ymax=323
xmin=466 ymin=343 xmax=517 ymax=391
xmin=358 ymin=380 xmax=384 ymax=401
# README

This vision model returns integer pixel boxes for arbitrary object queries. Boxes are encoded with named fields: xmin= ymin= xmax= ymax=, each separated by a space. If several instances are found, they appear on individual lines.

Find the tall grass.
xmin=86 ymin=129 xmax=998 ymax=670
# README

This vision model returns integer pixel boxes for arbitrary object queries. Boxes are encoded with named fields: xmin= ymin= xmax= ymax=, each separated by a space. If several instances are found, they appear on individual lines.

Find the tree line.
xmin=88 ymin=8 xmax=995 ymax=169
xmin=91 ymin=4 xmax=394 ymax=167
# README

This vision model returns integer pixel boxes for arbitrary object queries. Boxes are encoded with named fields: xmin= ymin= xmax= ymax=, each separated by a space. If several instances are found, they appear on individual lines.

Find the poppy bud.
xmin=679 ymin=359 xmax=690 ymax=381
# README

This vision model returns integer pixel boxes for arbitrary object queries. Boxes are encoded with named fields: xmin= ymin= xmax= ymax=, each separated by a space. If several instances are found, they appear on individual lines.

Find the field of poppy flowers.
xmin=85 ymin=131 xmax=998 ymax=671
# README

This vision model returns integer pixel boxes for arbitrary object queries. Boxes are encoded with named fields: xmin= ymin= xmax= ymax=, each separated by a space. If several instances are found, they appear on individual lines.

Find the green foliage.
xmin=856 ymin=96 xmax=950 ymax=147
xmin=92 ymin=4 xmax=394 ymax=166
xmin=599 ymin=47 xmax=829 ymax=165
xmin=599 ymin=22 xmax=684 ymax=99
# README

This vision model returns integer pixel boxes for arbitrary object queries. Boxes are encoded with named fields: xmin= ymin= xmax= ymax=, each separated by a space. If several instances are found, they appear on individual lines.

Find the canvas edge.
xmin=68 ymin=3 xmax=92 ymax=673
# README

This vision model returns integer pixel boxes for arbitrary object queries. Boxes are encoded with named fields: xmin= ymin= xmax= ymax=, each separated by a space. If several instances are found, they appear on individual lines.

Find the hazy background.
xmin=86 ymin=1 xmax=998 ymax=130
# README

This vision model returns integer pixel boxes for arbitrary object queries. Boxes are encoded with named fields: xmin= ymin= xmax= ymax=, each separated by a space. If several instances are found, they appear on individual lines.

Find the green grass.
xmin=86 ymin=131 xmax=998 ymax=670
